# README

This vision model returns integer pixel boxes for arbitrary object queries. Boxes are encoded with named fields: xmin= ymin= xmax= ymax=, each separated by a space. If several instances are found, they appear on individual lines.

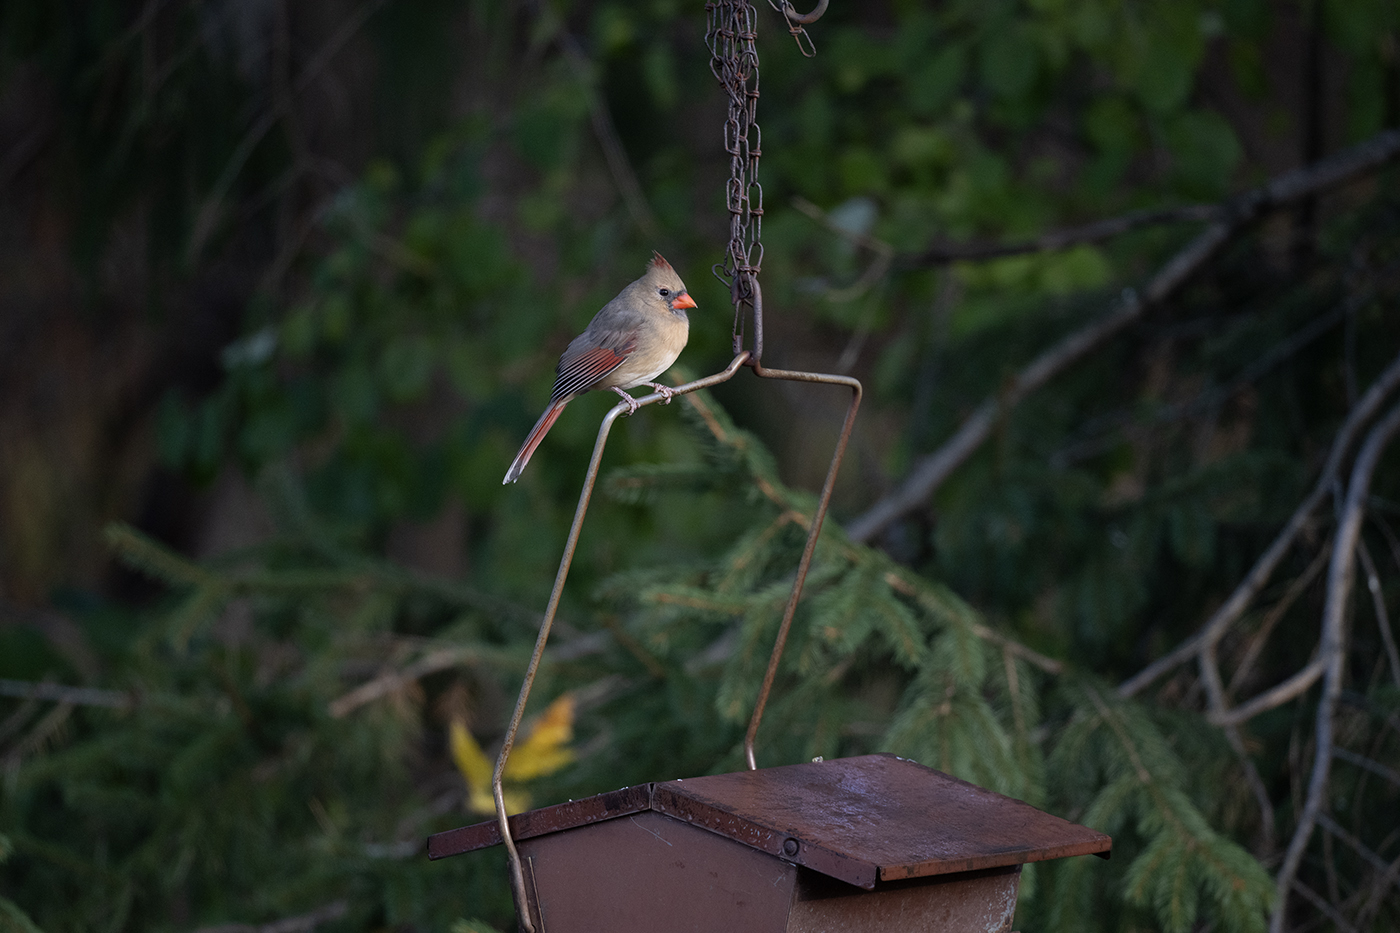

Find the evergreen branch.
xmin=645 ymin=587 xmax=752 ymax=616
xmin=1079 ymin=685 xmax=1273 ymax=933
xmin=0 ymin=597 xmax=100 ymax=682
xmin=598 ymin=615 xmax=667 ymax=678
xmin=106 ymin=523 xmax=219 ymax=589
xmin=1271 ymin=399 xmax=1400 ymax=933
xmin=682 ymin=390 xmax=789 ymax=510
xmin=718 ymin=512 xmax=803 ymax=593
xmin=0 ymin=679 xmax=132 ymax=710
xmin=603 ymin=463 xmax=713 ymax=503
xmin=109 ymin=517 xmax=529 ymax=626
xmin=2 ymin=702 xmax=73 ymax=768
xmin=1120 ymin=345 xmax=1400 ymax=698
xmin=847 ymin=128 xmax=1400 ymax=545
xmin=190 ymin=900 xmax=348 ymax=933
xmin=883 ymin=570 xmax=1063 ymax=673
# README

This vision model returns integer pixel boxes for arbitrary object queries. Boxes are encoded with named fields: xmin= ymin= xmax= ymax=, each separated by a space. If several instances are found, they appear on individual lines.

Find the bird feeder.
xmin=429 ymin=754 xmax=1110 ymax=932
xmin=438 ymin=4 xmax=1113 ymax=929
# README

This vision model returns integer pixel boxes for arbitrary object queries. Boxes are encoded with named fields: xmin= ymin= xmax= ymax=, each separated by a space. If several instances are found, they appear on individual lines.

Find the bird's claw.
xmin=611 ymin=387 xmax=641 ymax=416
xmin=647 ymin=382 xmax=676 ymax=405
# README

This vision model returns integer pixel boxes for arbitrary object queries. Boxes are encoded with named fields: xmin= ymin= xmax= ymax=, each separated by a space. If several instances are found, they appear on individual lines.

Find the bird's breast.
xmin=605 ymin=312 xmax=689 ymax=389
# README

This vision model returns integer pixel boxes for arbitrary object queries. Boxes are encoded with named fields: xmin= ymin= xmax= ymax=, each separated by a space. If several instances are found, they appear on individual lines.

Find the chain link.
xmin=767 ymin=1 xmax=819 ymax=58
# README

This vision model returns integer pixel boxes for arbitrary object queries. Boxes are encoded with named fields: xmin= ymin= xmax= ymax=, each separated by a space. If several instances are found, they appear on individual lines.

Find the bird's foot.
xmin=610 ymin=386 xmax=641 ymax=415
xmin=646 ymin=382 xmax=676 ymax=405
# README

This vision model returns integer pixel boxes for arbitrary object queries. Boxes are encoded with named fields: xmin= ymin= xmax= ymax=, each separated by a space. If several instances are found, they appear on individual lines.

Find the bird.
xmin=503 ymin=252 xmax=697 ymax=484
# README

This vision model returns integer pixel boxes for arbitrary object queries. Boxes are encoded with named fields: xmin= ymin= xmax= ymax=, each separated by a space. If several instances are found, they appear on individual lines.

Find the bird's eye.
xmin=659 ymin=287 xmax=670 ymax=297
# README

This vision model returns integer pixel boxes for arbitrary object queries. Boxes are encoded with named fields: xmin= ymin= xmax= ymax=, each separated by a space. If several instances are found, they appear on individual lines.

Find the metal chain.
xmin=706 ymin=1 xmax=825 ymax=359
xmin=705 ymin=0 xmax=765 ymax=358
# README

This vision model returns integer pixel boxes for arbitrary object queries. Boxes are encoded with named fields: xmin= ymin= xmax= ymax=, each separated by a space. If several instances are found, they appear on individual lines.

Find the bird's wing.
xmin=550 ymin=333 xmax=638 ymax=402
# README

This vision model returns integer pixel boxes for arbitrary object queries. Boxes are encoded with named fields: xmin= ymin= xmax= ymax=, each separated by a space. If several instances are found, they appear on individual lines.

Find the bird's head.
xmin=643 ymin=251 xmax=697 ymax=314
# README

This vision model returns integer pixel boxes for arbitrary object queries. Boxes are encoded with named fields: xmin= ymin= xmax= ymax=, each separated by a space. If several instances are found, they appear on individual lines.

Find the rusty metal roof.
xmin=428 ymin=754 xmax=1110 ymax=889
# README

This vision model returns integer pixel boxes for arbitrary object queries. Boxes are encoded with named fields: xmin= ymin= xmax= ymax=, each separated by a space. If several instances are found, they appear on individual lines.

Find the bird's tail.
xmin=503 ymin=400 xmax=568 ymax=484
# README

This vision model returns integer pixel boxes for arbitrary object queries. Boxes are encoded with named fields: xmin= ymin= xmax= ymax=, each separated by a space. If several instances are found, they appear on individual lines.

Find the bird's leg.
xmin=644 ymin=382 xmax=676 ymax=405
xmin=610 ymin=386 xmax=641 ymax=415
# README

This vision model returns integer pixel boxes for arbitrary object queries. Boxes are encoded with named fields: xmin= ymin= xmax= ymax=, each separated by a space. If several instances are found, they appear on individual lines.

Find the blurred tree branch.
xmin=847 ymin=129 xmax=1400 ymax=546
xmin=899 ymin=203 xmax=1219 ymax=268
xmin=1271 ymin=400 xmax=1400 ymax=933
xmin=186 ymin=0 xmax=391 ymax=262
xmin=1120 ymin=346 xmax=1400 ymax=700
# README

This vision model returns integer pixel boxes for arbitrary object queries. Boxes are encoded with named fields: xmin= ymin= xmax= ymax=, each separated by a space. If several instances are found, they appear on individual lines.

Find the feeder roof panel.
xmin=427 ymin=754 xmax=1111 ymax=889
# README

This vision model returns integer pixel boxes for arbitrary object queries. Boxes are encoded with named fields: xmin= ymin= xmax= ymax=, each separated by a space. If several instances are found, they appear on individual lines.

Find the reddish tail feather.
xmin=503 ymin=399 xmax=568 ymax=484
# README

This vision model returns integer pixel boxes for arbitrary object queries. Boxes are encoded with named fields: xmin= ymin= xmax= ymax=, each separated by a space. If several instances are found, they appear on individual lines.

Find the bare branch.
xmin=1119 ymin=347 xmax=1400 ymax=698
xmin=1211 ymin=657 xmax=1325 ymax=727
xmin=1227 ymin=721 xmax=1278 ymax=853
xmin=846 ymin=293 xmax=1141 ymax=543
xmin=1357 ymin=849 xmax=1400 ymax=931
xmin=1271 ymin=399 xmax=1400 ymax=933
xmin=328 ymin=647 xmax=480 ymax=719
xmin=900 ymin=203 xmax=1218 ymax=267
xmin=1290 ymin=880 xmax=1359 ymax=933
xmin=1227 ymin=543 xmax=1331 ymax=700
xmin=847 ymin=128 xmax=1400 ymax=545
xmin=1316 ymin=812 xmax=1392 ymax=875
xmin=1053 ymin=295 xmax=1357 ymax=468
xmin=1333 ymin=747 xmax=1400 ymax=788
xmin=1356 ymin=539 xmax=1400 ymax=687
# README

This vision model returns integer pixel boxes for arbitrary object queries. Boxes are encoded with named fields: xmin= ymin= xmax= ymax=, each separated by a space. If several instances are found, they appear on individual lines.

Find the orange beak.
xmin=671 ymin=292 xmax=697 ymax=310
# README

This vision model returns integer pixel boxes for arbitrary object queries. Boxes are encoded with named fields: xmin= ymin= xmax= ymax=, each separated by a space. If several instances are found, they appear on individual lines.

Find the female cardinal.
xmin=503 ymin=252 xmax=697 ymax=484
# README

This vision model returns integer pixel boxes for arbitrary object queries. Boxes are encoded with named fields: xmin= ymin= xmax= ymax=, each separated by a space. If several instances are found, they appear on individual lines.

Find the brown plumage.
xmin=503 ymin=252 xmax=696 ymax=484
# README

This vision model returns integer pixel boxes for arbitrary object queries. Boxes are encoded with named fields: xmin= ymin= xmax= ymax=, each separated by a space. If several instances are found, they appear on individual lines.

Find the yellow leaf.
xmin=503 ymin=693 xmax=577 ymax=782
xmin=449 ymin=717 xmax=493 ymax=792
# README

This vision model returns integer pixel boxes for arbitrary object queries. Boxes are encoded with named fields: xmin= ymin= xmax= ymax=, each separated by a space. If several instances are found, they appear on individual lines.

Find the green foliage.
xmin=1045 ymin=682 xmax=1274 ymax=933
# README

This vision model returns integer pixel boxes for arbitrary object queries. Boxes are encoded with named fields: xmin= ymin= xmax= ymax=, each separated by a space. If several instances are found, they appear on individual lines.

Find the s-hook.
xmin=780 ymin=0 xmax=828 ymax=24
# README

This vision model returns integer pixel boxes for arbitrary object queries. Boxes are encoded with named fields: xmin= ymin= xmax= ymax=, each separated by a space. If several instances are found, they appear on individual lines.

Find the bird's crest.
xmin=649 ymin=251 xmax=673 ymax=272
